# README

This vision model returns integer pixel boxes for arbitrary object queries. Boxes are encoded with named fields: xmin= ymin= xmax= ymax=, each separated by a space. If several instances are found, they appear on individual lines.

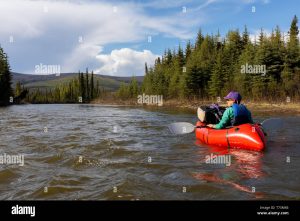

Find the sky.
xmin=0 ymin=0 xmax=299 ymax=76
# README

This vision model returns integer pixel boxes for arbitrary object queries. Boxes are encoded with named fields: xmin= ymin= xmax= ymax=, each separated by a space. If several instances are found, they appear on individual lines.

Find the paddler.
xmin=206 ymin=91 xmax=253 ymax=129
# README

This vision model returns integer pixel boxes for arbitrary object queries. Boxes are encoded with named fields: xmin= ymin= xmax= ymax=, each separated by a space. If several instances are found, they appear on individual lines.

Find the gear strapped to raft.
xmin=199 ymin=104 xmax=226 ymax=124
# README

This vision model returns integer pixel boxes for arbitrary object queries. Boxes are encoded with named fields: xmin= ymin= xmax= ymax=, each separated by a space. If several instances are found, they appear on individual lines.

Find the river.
xmin=0 ymin=104 xmax=299 ymax=200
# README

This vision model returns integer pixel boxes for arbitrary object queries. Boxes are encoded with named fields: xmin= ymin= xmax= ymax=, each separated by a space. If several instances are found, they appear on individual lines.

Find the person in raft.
xmin=197 ymin=91 xmax=253 ymax=129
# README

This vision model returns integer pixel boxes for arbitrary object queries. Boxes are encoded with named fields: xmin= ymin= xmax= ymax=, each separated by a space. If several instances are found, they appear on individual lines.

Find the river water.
xmin=0 ymin=104 xmax=299 ymax=200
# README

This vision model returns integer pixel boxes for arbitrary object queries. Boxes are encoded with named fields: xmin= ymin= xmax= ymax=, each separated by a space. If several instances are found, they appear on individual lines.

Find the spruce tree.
xmin=90 ymin=71 xmax=94 ymax=99
xmin=145 ymin=62 xmax=149 ymax=75
xmin=195 ymin=29 xmax=204 ymax=50
xmin=129 ymin=76 xmax=139 ymax=98
xmin=209 ymin=49 xmax=224 ymax=97
xmin=80 ymin=72 xmax=85 ymax=101
xmin=282 ymin=15 xmax=300 ymax=97
xmin=0 ymin=46 xmax=13 ymax=106
xmin=15 ymin=81 xmax=22 ymax=97
xmin=185 ymin=41 xmax=192 ymax=60
xmin=85 ymin=68 xmax=89 ymax=101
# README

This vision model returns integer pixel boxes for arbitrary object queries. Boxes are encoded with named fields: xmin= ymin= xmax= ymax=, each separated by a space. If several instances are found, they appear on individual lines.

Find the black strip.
xmin=226 ymin=129 xmax=230 ymax=149
xmin=1 ymin=200 xmax=299 ymax=219
xmin=196 ymin=126 xmax=206 ymax=128
xmin=206 ymin=134 xmax=208 ymax=144
xmin=256 ymin=125 xmax=266 ymax=147
xmin=214 ymin=113 xmax=220 ymax=121
xmin=206 ymin=129 xmax=209 ymax=144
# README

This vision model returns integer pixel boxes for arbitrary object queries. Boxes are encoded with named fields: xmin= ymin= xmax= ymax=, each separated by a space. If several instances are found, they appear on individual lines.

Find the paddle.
xmin=168 ymin=122 xmax=204 ymax=135
xmin=168 ymin=118 xmax=283 ymax=135
xmin=260 ymin=118 xmax=283 ymax=134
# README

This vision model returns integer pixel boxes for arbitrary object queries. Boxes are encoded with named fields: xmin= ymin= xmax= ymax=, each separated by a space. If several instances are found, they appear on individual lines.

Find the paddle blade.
xmin=197 ymin=107 xmax=205 ymax=122
xmin=261 ymin=118 xmax=283 ymax=132
xmin=168 ymin=122 xmax=195 ymax=135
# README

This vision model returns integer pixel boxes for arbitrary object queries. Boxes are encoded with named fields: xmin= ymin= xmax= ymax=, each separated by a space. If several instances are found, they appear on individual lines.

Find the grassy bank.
xmin=91 ymin=97 xmax=300 ymax=115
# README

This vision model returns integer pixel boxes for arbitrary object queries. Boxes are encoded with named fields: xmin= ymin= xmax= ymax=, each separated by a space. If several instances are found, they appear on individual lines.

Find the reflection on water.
xmin=0 ymin=104 xmax=299 ymax=200
xmin=193 ymin=141 xmax=266 ymax=198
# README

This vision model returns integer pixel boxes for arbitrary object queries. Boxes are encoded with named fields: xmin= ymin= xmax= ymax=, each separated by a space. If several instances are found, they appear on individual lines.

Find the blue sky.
xmin=0 ymin=0 xmax=299 ymax=76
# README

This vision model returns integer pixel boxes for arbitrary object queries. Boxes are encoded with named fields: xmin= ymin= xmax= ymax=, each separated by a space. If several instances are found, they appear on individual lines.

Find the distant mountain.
xmin=11 ymin=72 xmax=144 ymax=92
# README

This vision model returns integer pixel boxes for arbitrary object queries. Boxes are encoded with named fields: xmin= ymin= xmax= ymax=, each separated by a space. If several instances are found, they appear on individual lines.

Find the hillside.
xmin=12 ymin=72 xmax=144 ymax=92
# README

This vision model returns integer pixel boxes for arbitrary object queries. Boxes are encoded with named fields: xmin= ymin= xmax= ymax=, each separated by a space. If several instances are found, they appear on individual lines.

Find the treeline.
xmin=116 ymin=77 xmax=139 ymax=99
xmin=0 ymin=46 xmax=13 ymax=106
xmin=118 ymin=15 xmax=300 ymax=102
xmin=1 ymin=44 xmax=104 ymax=105
xmin=2 ymin=16 xmax=299 ymax=105
xmin=25 ymin=69 xmax=102 ymax=103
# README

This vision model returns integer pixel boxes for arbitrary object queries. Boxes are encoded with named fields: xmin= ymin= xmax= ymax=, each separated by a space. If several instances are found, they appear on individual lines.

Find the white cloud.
xmin=248 ymin=29 xmax=294 ymax=43
xmin=192 ymin=0 xmax=219 ymax=11
xmin=0 ymin=0 xmax=206 ymax=42
xmin=95 ymin=48 xmax=160 ymax=76
xmin=249 ymin=29 xmax=272 ymax=43
xmin=0 ymin=0 xmax=205 ymax=75
xmin=139 ymin=0 xmax=218 ymax=11
xmin=139 ymin=0 xmax=194 ymax=9
xmin=63 ymin=44 xmax=104 ymax=73
xmin=3 ymin=0 xmax=275 ymax=75
xmin=238 ymin=0 xmax=270 ymax=4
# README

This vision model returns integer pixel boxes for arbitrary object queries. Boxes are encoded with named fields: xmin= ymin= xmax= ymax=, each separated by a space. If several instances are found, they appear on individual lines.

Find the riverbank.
xmin=12 ymin=97 xmax=299 ymax=116
xmin=91 ymin=98 xmax=300 ymax=115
